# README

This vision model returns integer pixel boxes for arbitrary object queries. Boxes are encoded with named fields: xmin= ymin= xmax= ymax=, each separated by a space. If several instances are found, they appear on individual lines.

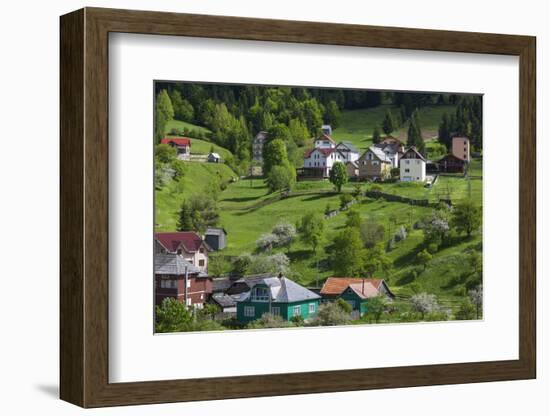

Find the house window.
xmin=244 ymin=306 xmax=255 ymax=317
xmin=308 ymin=303 xmax=316 ymax=314
xmin=271 ymin=307 xmax=280 ymax=316
xmin=160 ymin=279 xmax=176 ymax=289
xmin=293 ymin=305 xmax=302 ymax=317
xmin=177 ymin=249 xmax=182 ymax=255
xmin=405 ymin=168 xmax=410 ymax=173
xmin=252 ymin=287 xmax=270 ymax=302
xmin=372 ymin=161 xmax=379 ymax=166
xmin=199 ymin=247 xmax=204 ymax=253
xmin=199 ymin=259 xmax=205 ymax=267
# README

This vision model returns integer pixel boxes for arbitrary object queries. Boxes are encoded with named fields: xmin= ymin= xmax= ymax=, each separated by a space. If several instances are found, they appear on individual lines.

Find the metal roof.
xmin=154 ymin=253 xmax=202 ymax=275
xmin=239 ymin=276 xmax=321 ymax=303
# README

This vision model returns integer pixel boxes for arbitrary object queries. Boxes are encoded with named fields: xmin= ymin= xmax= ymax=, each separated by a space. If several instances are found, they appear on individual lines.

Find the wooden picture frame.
xmin=60 ymin=7 xmax=536 ymax=408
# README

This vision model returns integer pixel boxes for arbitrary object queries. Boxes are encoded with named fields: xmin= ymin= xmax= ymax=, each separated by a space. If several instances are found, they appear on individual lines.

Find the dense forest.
xmin=154 ymin=82 xmax=482 ymax=175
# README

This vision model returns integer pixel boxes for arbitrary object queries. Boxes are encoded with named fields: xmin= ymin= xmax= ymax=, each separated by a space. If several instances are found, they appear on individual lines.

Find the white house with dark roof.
xmin=400 ymin=146 xmax=427 ymax=182
xmin=335 ymin=141 xmax=360 ymax=163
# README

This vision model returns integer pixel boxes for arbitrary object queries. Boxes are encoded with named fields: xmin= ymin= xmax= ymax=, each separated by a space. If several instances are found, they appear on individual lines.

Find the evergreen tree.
xmin=372 ymin=126 xmax=382 ymax=144
xmin=170 ymin=89 xmax=194 ymax=122
xmin=382 ymin=109 xmax=395 ymax=135
xmin=438 ymin=113 xmax=451 ymax=150
xmin=324 ymin=100 xmax=341 ymax=128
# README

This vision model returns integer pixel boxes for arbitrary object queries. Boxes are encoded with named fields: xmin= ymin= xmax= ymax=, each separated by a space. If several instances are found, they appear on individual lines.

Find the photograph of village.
xmin=153 ymin=81 xmax=483 ymax=333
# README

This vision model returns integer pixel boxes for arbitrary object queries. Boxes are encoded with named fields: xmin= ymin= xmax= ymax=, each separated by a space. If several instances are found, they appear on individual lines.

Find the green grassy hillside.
xmin=165 ymin=119 xmax=211 ymax=136
xmin=155 ymin=162 xmax=238 ymax=231
xmin=330 ymin=104 xmax=457 ymax=153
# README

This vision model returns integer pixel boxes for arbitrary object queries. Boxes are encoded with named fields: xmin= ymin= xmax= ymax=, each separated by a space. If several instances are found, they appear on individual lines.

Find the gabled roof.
xmin=336 ymin=141 xmax=359 ymax=153
xmin=360 ymin=146 xmax=392 ymax=163
xmin=240 ymin=276 xmax=321 ymax=303
xmin=211 ymin=277 xmax=233 ymax=292
xmin=320 ymin=277 xmax=385 ymax=296
xmin=315 ymin=133 xmax=336 ymax=144
xmin=346 ymin=160 xmax=359 ymax=168
xmin=380 ymin=136 xmax=402 ymax=145
xmin=304 ymin=147 xmax=336 ymax=158
xmin=155 ymin=231 xmax=206 ymax=253
xmin=401 ymin=146 xmax=426 ymax=161
xmin=208 ymin=152 xmax=221 ymax=159
xmin=348 ymin=282 xmax=380 ymax=299
xmin=205 ymin=227 xmax=227 ymax=236
xmin=437 ymin=153 xmax=466 ymax=164
xmin=154 ymin=253 xmax=201 ymax=275
xmin=210 ymin=292 xmax=237 ymax=308
xmin=160 ymin=138 xmax=191 ymax=146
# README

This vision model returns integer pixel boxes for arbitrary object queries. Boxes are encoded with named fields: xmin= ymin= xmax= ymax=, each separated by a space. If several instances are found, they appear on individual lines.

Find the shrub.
xmin=310 ymin=302 xmax=352 ymax=326
xmin=248 ymin=313 xmax=291 ymax=329
xmin=339 ymin=193 xmax=353 ymax=209
xmin=410 ymin=293 xmax=440 ymax=319
xmin=336 ymin=298 xmax=353 ymax=313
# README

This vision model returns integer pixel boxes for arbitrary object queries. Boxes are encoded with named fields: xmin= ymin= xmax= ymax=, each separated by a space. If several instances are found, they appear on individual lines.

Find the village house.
xmin=155 ymin=231 xmax=210 ymax=273
xmin=374 ymin=137 xmax=404 ymax=168
xmin=320 ymin=277 xmax=395 ymax=305
xmin=451 ymin=136 xmax=471 ymax=162
xmin=302 ymin=147 xmax=347 ymax=178
xmin=160 ymin=137 xmax=191 ymax=160
xmin=154 ymin=253 xmax=211 ymax=308
xmin=252 ymin=131 xmax=269 ymax=164
xmin=399 ymin=146 xmax=427 ymax=182
xmin=335 ymin=141 xmax=360 ymax=163
xmin=209 ymin=292 xmax=237 ymax=315
xmin=346 ymin=160 xmax=359 ymax=179
xmin=235 ymin=275 xmax=321 ymax=323
xmin=438 ymin=153 xmax=467 ymax=173
xmin=321 ymin=124 xmax=332 ymax=136
xmin=314 ymin=133 xmax=336 ymax=149
xmin=204 ymin=227 xmax=227 ymax=251
xmin=357 ymin=146 xmax=392 ymax=180
xmin=207 ymin=152 xmax=221 ymax=163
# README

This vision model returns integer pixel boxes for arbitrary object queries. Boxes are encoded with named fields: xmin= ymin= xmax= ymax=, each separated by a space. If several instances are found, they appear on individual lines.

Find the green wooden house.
xmin=236 ymin=276 xmax=321 ymax=323
xmin=336 ymin=279 xmax=394 ymax=318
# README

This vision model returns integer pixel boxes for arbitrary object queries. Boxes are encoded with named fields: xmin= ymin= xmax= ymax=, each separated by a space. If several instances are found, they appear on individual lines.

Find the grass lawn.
xmin=188 ymin=138 xmax=233 ymax=160
xmin=155 ymin=162 xmax=238 ymax=231
xmin=165 ymin=119 xmax=211 ymax=136
xmin=329 ymin=104 xmax=457 ymax=154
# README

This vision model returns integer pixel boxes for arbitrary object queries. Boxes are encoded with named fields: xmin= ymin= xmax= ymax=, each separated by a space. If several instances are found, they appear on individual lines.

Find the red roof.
xmin=160 ymin=138 xmax=191 ymax=147
xmin=320 ymin=277 xmax=384 ymax=296
xmin=304 ymin=147 xmax=336 ymax=158
xmin=155 ymin=232 xmax=204 ymax=253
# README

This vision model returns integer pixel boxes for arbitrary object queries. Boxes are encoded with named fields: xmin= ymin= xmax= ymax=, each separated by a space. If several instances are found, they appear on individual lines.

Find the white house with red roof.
xmin=154 ymin=231 xmax=210 ymax=273
xmin=160 ymin=137 xmax=191 ymax=160
xmin=303 ymin=147 xmax=347 ymax=177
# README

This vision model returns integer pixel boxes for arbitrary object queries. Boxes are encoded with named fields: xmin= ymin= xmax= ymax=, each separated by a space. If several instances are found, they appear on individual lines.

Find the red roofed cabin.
xmin=320 ymin=277 xmax=395 ymax=300
xmin=155 ymin=231 xmax=210 ymax=273
xmin=320 ymin=277 xmax=395 ymax=318
xmin=154 ymin=253 xmax=212 ymax=308
xmin=160 ymin=137 xmax=191 ymax=160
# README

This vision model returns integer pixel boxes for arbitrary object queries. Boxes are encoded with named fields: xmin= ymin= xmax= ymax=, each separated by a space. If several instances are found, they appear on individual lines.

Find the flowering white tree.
xmin=410 ymin=293 xmax=440 ymax=319
xmin=469 ymin=285 xmax=483 ymax=319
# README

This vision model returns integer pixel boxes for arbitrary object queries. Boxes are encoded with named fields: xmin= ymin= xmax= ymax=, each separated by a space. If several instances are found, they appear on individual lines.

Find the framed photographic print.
xmin=60 ymin=7 xmax=536 ymax=408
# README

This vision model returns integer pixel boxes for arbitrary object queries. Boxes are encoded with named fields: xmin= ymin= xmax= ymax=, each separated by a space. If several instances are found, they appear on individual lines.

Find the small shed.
xmin=207 ymin=152 xmax=221 ymax=163
xmin=204 ymin=227 xmax=227 ymax=250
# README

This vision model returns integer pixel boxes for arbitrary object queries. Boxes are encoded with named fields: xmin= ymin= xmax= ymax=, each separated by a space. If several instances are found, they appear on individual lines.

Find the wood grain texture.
xmin=59 ymin=7 xmax=537 ymax=408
